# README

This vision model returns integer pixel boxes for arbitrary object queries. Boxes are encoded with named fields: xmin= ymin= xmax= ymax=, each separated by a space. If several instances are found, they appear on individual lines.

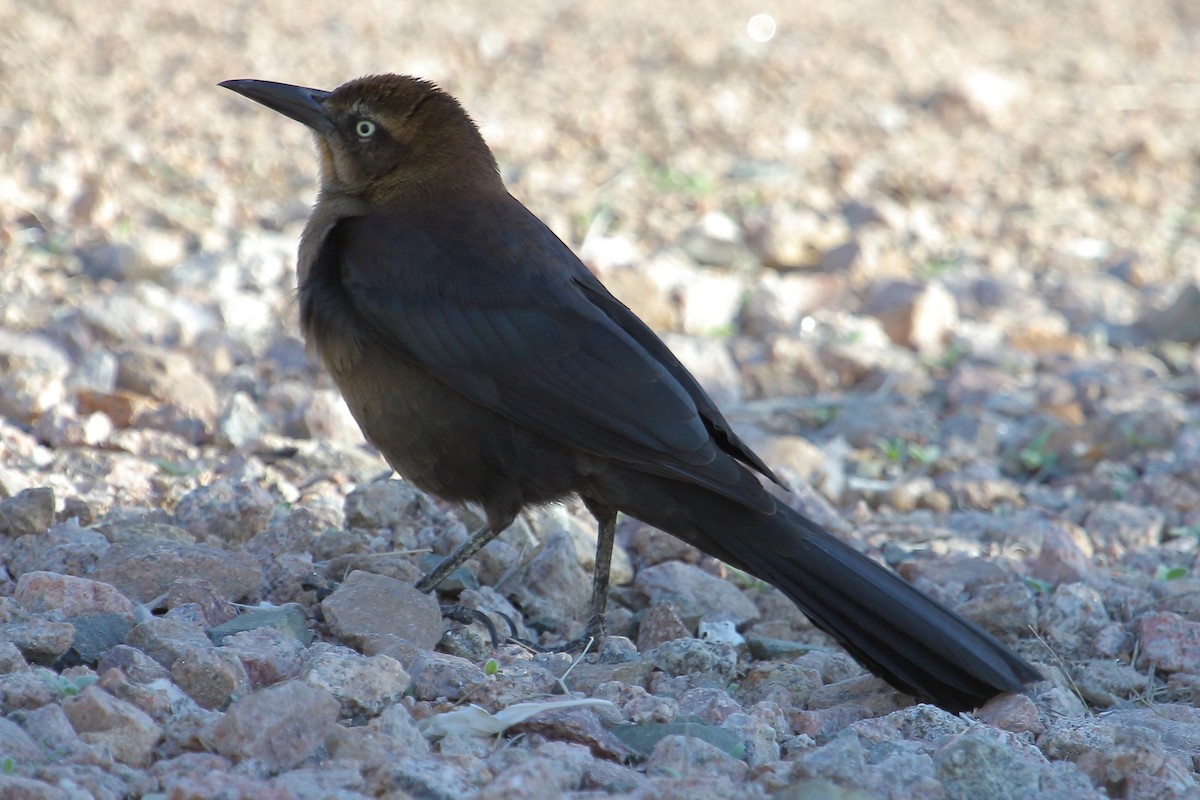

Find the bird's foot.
xmin=440 ymin=603 xmax=522 ymax=649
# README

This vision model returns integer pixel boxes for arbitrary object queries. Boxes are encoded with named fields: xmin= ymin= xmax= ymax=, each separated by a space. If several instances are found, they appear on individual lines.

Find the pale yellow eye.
xmin=355 ymin=119 xmax=376 ymax=139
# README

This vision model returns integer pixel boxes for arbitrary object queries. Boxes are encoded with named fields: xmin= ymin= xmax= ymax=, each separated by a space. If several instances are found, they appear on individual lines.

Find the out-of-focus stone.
xmin=171 ymin=647 xmax=250 ymax=710
xmin=636 ymin=601 xmax=692 ymax=651
xmin=212 ymin=681 xmax=339 ymax=770
xmin=635 ymin=561 xmax=760 ymax=627
xmin=864 ymin=280 xmax=958 ymax=354
xmin=14 ymin=571 xmax=136 ymax=621
xmin=0 ymin=488 xmax=56 ymax=538
xmin=321 ymin=570 xmax=444 ymax=651
xmin=125 ymin=617 xmax=211 ymax=669
xmin=62 ymin=686 xmax=162 ymax=767
xmin=172 ymin=477 xmax=273 ymax=545
xmin=91 ymin=541 xmax=261 ymax=604
xmin=301 ymin=643 xmax=410 ymax=716
xmin=1136 ymin=611 xmax=1200 ymax=673
xmin=219 ymin=626 xmax=306 ymax=688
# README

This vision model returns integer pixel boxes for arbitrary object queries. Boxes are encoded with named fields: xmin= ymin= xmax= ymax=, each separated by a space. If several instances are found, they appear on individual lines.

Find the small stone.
xmin=934 ymin=728 xmax=1041 ymax=800
xmin=219 ymin=626 xmax=306 ymax=688
xmin=0 ymin=332 xmax=69 ymax=423
xmin=635 ymin=561 xmax=760 ymax=627
xmin=504 ymin=531 xmax=592 ymax=634
xmin=212 ymin=681 xmax=339 ymax=770
xmin=33 ymin=405 xmax=113 ymax=448
xmin=1075 ymin=659 xmax=1149 ymax=708
xmin=96 ymin=644 xmax=170 ymax=684
xmin=0 ymin=774 xmax=72 ymax=799
xmin=647 ymin=639 xmax=737 ymax=680
xmin=0 ymin=488 xmax=56 ymax=538
xmin=215 ymin=391 xmax=266 ymax=449
xmin=125 ymin=617 xmax=212 ymax=669
xmin=171 ymin=647 xmax=250 ymax=710
xmin=1081 ymin=501 xmax=1163 ymax=560
xmin=637 ymin=601 xmax=692 ymax=650
xmin=975 ymin=692 xmax=1044 ymax=735
xmin=91 ymin=541 xmax=261 ymax=604
xmin=62 ymin=686 xmax=162 ymax=767
xmin=322 ymin=570 xmax=445 ymax=651
xmin=0 ymin=619 xmax=75 ymax=663
xmin=406 ymin=650 xmax=487 ymax=701
xmin=864 ymin=280 xmax=958 ymax=355
xmin=0 ymin=667 xmax=63 ymax=710
xmin=1041 ymin=583 xmax=1110 ymax=658
xmin=1028 ymin=516 xmax=1094 ymax=584
xmin=301 ymin=643 xmax=411 ymax=716
xmin=647 ymin=733 xmax=748 ymax=782
xmin=172 ymin=477 xmax=274 ymax=545
xmin=1136 ymin=611 xmax=1200 ymax=673
xmin=343 ymin=479 xmax=428 ymax=530
xmin=69 ymin=615 xmax=135 ymax=663
xmin=14 ymin=572 xmax=136 ymax=621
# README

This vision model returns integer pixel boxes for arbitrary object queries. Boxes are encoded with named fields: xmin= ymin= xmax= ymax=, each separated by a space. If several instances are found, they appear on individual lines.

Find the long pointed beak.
xmin=219 ymin=79 xmax=334 ymax=133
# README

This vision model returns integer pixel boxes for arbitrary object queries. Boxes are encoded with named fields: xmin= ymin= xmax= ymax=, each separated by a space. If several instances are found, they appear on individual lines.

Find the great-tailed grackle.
xmin=220 ymin=74 xmax=1041 ymax=712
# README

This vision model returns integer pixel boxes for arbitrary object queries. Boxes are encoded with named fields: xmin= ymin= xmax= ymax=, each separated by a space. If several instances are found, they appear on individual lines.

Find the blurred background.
xmin=0 ymin=0 xmax=1198 ymax=501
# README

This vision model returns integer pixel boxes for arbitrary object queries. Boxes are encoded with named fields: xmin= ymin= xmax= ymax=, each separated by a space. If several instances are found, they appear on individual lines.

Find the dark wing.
xmin=323 ymin=199 xmax=776 ymax=512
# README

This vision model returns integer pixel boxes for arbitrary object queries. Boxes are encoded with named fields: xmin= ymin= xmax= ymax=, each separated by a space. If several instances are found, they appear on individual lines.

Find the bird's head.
xmin=220 ymin=74 xmax=502 ymax=206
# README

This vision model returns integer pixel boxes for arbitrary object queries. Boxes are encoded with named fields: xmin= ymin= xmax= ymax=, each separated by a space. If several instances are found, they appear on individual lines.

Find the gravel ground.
xmin=2 ymin=1 xmax=1200 ymax=798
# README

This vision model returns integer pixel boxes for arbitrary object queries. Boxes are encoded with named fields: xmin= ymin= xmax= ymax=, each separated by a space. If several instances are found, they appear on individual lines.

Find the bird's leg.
xmin=556 ymin=505 xmax=617 ymax=652
xmin=415 ymin=522 xmax=498 ymax=592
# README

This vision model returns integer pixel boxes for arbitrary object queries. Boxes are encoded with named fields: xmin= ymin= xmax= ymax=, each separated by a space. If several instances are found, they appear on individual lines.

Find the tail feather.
xmin=709 ymin=503 xmax=1040 ymax=711
xmin=615 ymin=470 xmax=1042 ymax=712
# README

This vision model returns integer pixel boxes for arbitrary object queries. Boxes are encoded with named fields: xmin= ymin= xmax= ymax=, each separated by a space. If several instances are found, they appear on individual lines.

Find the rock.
xmin=212 ymin=681 xmax=340 ymax=770
xmin=975 ymin=692 xmax=1043 ymax=735
xmin=1075 ymin=659 xmax=1150 ymax=707
xmin=91 ymin=541 xmax=261 ymax=603
xmin=636 ymin=601 xmax=692 ymax=650
xmin=476 ymin=742 xmax=592 ymax=799
xmin=96 ymin=644 xmax=170 ymax=684
xmin=343 ymin=478 xmax=428 ymax=530
xmin=647 ymin=639 xmax=737 ymax=680
xmin=737 ymin=661 xmax=823 ymax=708
xmin=503 ymin=530 xmax=591 ymax=634
xmin=116 ymin=345 xmax=217 ymax=422
xmin=62 ymin=686 xmax=162 ymax=767
xmin=0 ymin=667 xmax=63 ymax=710
xmin=69 ymin=615 xmax=135 ymax=663
xmin=0 ymin=619 xmax=75 ymax=663
xmin=171 ymin=646 xmax=250 ymax=710
xmin=1028 ymin=516 xmax=1094 ymax=585
xmin=214 ymin=391 xmax=265 ymax=448
xmin=406 ymin=650 xmax=487 ymax=701
xmin=0 ymin=331 xmax=69 ymax=423
xmin=125 ymin=617 xmax=211 ymax=669
xmin=1136 ymin=611 xmax=1200 ymax=673
xmin=647 ymin=733 xmax=748 ymax=782
xmin=934 ymin=728 xmax=1043 ymax=800
xmin=33 ymin=404 xmax=113 ymax=448
xmin=1041 ymin=583 xmax=1111 ymax=658
xmin=863 ymin=280 xmax=958 ymax=354
xmin=512 ymin=709 xmax=634 ymax=762
xmin=321 ymin=570 xmax=444 ymax=650
xmin=219 ymin=626 xmax=306 ymax=688
xmin=0 ymin=774 xmax=72 ymax=800
xmin=1081 ymin=501 xmax=1163 ymax=560
xmin=301 ymin=643 xmax=410 ymax=716
xmin=635 ymin=561 xmax=760 ymax=627
xmin=14 ymin=572 xmax=136 ymax=620
xmin=0 ymin=488 xmax=56 ymax=538
xmin=172 ymin=477 xmax=274 ymax=545
xmin=207 ymin=604 xmax=311 ymax=646
xmin=166 ymin=577 xmax=238 ymax=628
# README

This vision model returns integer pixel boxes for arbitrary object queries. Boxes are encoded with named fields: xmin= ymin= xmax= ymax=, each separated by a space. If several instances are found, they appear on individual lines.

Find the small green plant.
xmin=1018 ymin=429 xmax=1057 ymax=474
xmin=1155 ymin=565 xmax=1188 ymax=582
xmin=1024 ymin=576 xmax=1054 ymax=594
xmin=2 ymin=756 xmax=15 ymax=775
xmin=484 ymin=658 xmax=499 ymax=676
xmin=51 ymin=674 xmax=98 ymax=697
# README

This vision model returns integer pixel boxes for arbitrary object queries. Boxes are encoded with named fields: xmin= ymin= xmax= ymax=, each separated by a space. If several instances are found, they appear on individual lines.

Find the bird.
xmin=220 ymin=74 xmax=1041 ymax=712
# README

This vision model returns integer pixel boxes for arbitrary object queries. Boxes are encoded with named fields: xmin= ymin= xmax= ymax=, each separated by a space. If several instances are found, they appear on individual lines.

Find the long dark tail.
xmin=616 ymin=476 xmax=1041 ymax=712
